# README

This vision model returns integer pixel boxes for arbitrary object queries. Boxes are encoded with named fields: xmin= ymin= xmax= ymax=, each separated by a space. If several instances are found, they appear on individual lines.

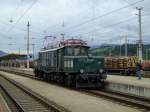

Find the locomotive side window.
xmin=44 ymin=52 xmax=46 ymax=66
xmin=70 ymin=60 xmax=73 ymax=68
xmin=45 ymin=52 xmax=47 ymax=65
xmin=51 ymin=52 xmax=54 ymax=66
xmin=64 ymin=60 xmax=67 ymax=68
xmin=48 ymin=51 xmax=50 ymax=66
xmin=81 ymin=47 xmax=88 ymax=55
xmin=64 ymin=59 xmax=73 ymax=69
xmin=67 ymin=60 xmax=69 ymax=68
xmin=54 ymin=52 xmax=57 ymax=67
xmin=74 ymin=48 xmax=80 ymax=56
xmin=45 ymin=52 xmax=48 ymax=66
xmin=41 ymin=53 xmax=43 ymax=66
xmin=66 ymin=47 xmax=73 ymax=56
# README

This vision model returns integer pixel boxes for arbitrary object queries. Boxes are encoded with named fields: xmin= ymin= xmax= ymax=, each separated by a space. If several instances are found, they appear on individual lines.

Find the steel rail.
xmin=82 ymin=90 xmax=150 ymax=111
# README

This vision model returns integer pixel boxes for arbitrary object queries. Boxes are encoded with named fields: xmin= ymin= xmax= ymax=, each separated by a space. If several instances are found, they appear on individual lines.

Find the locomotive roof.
xmin=39 ymin=45 xmax=89 ymax=53
xmin=39 ymin=46 xmax=64 ymax=53
xmin=40 ymin=39 xmax=89 ymax=53
xmin=63 ymin=39 xmax=87 ymax=46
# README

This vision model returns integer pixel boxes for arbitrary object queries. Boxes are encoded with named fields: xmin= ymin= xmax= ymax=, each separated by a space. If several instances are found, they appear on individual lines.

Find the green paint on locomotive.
xmin=74 ymin=57 xmax=104 ymax=73
xmin=63 ymin=56 xmax=104 ymax=73
xmin=38 ymin=46 xmax=105 ymax=73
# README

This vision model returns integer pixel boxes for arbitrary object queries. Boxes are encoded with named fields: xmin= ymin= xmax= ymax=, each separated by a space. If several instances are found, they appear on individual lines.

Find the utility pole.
xmin=27 ymin=21 xmax=30 ymax=69
xmin=61 ymin=21 xmax=65 ymax=42
xmin=61 ymin=33 xmax=65 ymax=42
xmin=32 ymin=44 xmax=35 ymax=61
xmin=19 ymin=48 xmax=20 ymax=55
xmin=109 ymin=39 xmax=112 ymax=57
xmin=125 ymin=35 xmax=128 ymax=56
xmin=136 ymin=41 xmax=139 ymax=57
xmin=136 ymin=7 xmax=143 ymax=61
xmin=119 ymin=36 xmax=122 ymax=56
xmin=109 ymin=48 xmax=112 ymax=57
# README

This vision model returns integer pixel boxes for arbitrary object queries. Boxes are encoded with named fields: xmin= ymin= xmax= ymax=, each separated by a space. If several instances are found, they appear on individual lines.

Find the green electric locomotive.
xmin=34 ymin=39 xmax=107 ymax=88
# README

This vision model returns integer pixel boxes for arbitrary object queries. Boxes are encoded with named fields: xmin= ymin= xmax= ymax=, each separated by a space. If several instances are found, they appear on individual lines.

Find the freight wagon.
xmin=105 ymin=56 xmax=138 ymax=75
xmin=142 ymin=60 xmax=150 ymax=71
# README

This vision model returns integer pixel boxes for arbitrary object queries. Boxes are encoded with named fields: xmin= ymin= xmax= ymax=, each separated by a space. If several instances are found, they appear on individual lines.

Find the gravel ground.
xmin=0 ymin=71 xmax=143 ymax=112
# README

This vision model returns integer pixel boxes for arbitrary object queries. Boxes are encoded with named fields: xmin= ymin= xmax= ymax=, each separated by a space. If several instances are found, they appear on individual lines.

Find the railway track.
xmin=82 ymin=90 xmax=150 ymax=111
xmin=1 ymin=68 xmax=150 ymax=111
xmin=0 ymin=75 xmax=70 ymax=112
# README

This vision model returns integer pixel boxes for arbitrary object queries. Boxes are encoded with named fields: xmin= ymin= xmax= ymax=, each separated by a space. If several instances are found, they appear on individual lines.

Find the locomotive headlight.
xmin=99 ymin=69 xmax=103 ymax=73
xmin=80 ymin=69 xmax=84 ymax=73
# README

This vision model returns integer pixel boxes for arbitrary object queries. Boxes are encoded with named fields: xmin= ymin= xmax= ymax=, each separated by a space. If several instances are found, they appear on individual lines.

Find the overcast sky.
xmin=0 ymin=0 xmax=150 ymax=53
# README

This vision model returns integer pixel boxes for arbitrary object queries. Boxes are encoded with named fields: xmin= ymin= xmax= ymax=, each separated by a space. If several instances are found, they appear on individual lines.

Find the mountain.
xmin=91 ymin=44 xmax=118 ymax=49
xmin=90 ymin=44 xmax=150 ymax=60
xmin=0 ymin=51 xmax=7 ymax=57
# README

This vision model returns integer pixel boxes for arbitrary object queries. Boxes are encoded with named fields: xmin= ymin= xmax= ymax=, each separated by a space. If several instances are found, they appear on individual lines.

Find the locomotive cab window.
xmin=66 ymin=47 xmax=73 ymax=56
xmin=65 ymin=46 xmax=88 ymax=56
xmin=74 ymin=47 xmax=80 ymax=56
xmin=80 ymin=47 xmax=88 ymax=55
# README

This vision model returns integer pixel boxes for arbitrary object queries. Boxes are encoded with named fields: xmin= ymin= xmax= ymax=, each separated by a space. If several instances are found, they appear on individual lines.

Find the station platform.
xmin=105 ymin=75 xmax=150 ymax=99
xmin=0 ymin=67 xmax=34 ymax=76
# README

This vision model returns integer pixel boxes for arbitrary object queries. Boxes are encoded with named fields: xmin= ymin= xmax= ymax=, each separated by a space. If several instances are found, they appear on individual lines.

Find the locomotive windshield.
xmin=65 ymin=46 xmax=88 ymax=56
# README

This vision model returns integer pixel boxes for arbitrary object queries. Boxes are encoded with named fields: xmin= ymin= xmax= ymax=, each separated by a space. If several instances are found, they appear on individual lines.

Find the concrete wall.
xmin=105 ymin=81 xmax=150 ymax=99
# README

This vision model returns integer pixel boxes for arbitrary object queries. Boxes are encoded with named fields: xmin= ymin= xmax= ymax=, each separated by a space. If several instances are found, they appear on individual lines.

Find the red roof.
xmin=62 ymin=39 xmax=87 ymax=46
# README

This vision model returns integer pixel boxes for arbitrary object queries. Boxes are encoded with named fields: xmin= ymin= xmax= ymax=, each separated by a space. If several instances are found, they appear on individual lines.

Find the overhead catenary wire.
xmin=2 ymin=0 xmax=147 ymax=41
xmin=53 ymin=0 xmax=145 ymax=35
xmin=9 ymin=0 xmax=23 ymax=23
xmin=43 ymin=1 xmax=101 ymax=32
xmin=2 ymin=0 xmax=150 ymax=53
xmin=5 ymin=11 xmax=149 ymax=50
xmin=34 ymin=14 xmax=146 ymax=48
xmin=40 ymin=0 xmax=150 ymax=39
xmin=7 ymin=0 xmax=38 ymax=33
xmin=0 ymin=1 xmax=149 ymax=40
xmin=76 ymin=17 xmax=137 ymax=36
xmin=0 ymin=16 xmax=44 ymax=38
xmin=76 ymin=9 xmax=150 ymax=40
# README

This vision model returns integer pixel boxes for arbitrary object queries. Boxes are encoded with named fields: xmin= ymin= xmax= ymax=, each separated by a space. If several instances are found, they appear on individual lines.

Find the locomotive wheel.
xmin=39 ymin=71 xmax=44 ymax=79
xmin=74 ymin=75 xmax=79 ymax=89
xmin=65 ymin=75 xmax=72 ymax=87
xmin=43 ymin=73 xmax=48 ymax=80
